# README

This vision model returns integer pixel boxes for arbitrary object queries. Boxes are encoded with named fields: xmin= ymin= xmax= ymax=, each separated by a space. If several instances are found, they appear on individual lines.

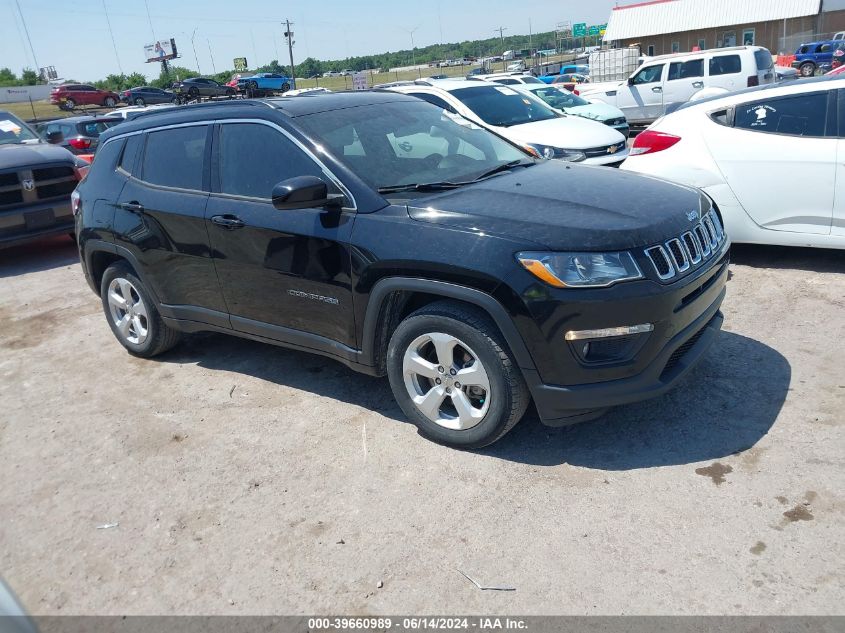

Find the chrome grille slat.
xmin=643 ymin=208 xmax=726 ymax=282
xmin=667 ymin=238 xmax=690 ymax=273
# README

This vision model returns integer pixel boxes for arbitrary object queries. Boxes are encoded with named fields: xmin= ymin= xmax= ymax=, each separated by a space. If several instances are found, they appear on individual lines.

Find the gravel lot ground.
xmin=0 ymin=236 xmax=842 ymax=616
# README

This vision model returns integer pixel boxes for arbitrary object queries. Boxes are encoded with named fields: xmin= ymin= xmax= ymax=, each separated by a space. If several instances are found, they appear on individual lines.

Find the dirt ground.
xmin=0 ymin=236 xmax=842 ymax=616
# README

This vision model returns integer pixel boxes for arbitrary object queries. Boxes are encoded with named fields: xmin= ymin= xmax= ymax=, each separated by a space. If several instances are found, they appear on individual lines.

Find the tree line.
xmin=1 ymin=28 xmax=570 ymax=92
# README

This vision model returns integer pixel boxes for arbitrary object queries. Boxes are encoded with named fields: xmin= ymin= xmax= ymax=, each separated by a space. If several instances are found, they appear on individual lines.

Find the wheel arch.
xmin=83 ymin=240 xmax=161 ymax=304
xmin=361 ymin=277 xmax=536 ymax=376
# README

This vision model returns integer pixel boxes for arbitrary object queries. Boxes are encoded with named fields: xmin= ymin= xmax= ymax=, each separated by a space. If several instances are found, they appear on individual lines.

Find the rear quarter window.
xmin=734 ymin=91 xmax=828 ymax=137
xmin=709 ymin=55 xmax=741 ymax=76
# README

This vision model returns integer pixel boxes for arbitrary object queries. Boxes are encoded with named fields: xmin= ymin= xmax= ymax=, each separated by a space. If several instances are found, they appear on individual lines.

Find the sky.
xmin=0 ymin=0 xmax=619 ymax=81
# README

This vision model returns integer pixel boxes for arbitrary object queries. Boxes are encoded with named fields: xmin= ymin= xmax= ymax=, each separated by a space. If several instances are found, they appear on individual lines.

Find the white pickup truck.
xmin=578 ymin=46 xmax=775 ymax=125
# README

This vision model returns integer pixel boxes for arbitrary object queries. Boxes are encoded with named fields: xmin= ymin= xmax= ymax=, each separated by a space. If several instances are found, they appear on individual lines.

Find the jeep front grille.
xmin=644 ymin=210 xmax=725 ymax=282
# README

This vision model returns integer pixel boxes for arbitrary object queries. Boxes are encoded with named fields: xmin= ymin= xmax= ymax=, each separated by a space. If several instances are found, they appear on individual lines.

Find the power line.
xmin=102 ymin=0 xmax=124 ymax=75
xmin=14 ymin=0 xmax=40 ymax=71
xmin=143 ymin=0 xmax=156 ymax=41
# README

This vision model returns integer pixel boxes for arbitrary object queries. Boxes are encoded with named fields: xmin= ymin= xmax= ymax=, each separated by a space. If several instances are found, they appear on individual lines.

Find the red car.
xmin=50 ymin=84 xmax=119 ymax=110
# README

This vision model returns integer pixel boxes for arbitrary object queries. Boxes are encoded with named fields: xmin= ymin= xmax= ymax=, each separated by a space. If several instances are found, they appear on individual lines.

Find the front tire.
xmin=100 ymin=262 xmax=181 ymax=357
xmin=386 ymin=301 xmax=529 ymax=449
xmin=799 ymin=62 xmax=816 ymax=77
xmin=104 ymin=97 xmax=116 ymax=107
xmin=62 ymin=98 xmax=76 ymax=110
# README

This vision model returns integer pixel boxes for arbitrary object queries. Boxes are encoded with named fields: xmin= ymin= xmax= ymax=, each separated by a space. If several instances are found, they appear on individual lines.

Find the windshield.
xmin=0 ymin=111 xmax=40 ymax=145
xmin=450 ymin=85 xmax=558 ymax=127
xmin=296 ymin=100 xmax=531 ymax=192
xmin=528 ymin=86 xmax=590 ymax=109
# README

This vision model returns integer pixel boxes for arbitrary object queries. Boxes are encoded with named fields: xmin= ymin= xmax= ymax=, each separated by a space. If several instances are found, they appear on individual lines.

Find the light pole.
xmin=190 ymin=28 xmax=201 ymax=74
xmin=402 ymin=25 xmax=421 ymax=78
xmin=207 ymin=39 xmax=216 ymax=74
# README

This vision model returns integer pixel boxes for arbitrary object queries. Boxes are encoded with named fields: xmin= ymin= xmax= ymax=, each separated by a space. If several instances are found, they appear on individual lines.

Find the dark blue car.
xmin=792 ymin=40 xmax=838 ymax=76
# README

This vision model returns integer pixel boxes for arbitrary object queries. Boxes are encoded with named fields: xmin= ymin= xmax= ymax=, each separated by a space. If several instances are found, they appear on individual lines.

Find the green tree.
xmin=0 ymin=68 xmax=17 ymax=86
xmin=20 ymin=68 xmax=39 ymax=85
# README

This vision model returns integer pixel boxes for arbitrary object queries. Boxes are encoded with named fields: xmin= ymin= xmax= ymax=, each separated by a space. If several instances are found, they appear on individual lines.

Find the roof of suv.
xmin=645 ymin=46 xmax=764 ymax=62
xmin=98 ymin=91 xmax=422 ymax=141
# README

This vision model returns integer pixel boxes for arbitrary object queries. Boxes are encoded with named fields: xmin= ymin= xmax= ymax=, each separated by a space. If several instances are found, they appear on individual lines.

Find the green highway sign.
xmin=588 ymin=25 xmax=600 ymax=36
xmin=573 ymin=23 xmax=587 ymax=37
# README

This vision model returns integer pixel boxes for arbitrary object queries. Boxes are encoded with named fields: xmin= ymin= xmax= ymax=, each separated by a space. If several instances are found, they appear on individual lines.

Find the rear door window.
xmin=709 ymin=55 xmax=741 ymax=76
xmin=734 ymin=92 xmax=828 ymax=137
xmin=141 ymin=125 xmax=208 ymax=190
xmin=668 ymin=59 xmax=704 ymax=80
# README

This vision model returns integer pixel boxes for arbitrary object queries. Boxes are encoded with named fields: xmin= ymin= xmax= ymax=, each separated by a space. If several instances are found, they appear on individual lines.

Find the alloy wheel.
xmin=107 ymin=277 xmax=149 ymax=345
xmin=402 ymin=332 xmax=491 ymax=430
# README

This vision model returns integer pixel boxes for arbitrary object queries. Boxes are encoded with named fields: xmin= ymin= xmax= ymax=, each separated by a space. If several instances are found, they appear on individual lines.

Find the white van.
xmin=578 ymin=46 xmax=775 ymax=125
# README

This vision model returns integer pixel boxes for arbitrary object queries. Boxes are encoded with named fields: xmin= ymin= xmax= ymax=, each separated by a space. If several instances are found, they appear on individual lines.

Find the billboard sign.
xmin=144 ymin=38 xmax=178 ymax=63
xmin=573 ymin=23 xmax=587 ymax=37
xmin=233 ymin=57 xmax=248 ymax=72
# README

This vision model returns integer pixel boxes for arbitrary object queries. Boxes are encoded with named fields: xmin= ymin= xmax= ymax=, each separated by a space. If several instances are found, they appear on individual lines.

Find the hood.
xmin=498 ymin=116 xmax=623 ymax=149
xmin=407 ymin=161 xmax=709 ymax=251
xmin=566 ymin=101 xmax=624 ymax=122
xmin=578 ymin=81 xmax=625 ymax=97
xmin=0 ymin=142 xmax=76 ymax=170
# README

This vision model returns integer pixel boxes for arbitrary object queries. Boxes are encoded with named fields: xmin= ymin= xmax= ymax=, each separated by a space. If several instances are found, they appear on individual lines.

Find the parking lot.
xmin=0 ymin=236 xmax=842 ymax=615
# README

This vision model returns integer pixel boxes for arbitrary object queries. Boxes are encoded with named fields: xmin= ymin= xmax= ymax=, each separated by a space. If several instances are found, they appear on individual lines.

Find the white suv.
xmin=579 ymin=46 xmax=775 ymax=125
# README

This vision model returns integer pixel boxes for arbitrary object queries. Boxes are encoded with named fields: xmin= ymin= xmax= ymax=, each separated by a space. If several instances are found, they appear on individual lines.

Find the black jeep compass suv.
xmin=74 ymin=92 xmax=729 ymax=448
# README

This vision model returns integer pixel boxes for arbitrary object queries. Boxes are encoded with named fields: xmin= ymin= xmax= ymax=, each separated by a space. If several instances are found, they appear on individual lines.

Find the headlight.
xmin=524 ymin=143 xmax=586 ymax=162
xmin=517 ymin=251 xmax=643 ymax=288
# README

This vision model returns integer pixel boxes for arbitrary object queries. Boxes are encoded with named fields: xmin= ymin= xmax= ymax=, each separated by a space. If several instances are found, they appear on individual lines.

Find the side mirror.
xmin=627 ymin=77 xmax=635 ymax=86
xmin=272 ymin=175 xmax=342 ymax=211
xmin=46 ymin=130 xmax=64 ymax=144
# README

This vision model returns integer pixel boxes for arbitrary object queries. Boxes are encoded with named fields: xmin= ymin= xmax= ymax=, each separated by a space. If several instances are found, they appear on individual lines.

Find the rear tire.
xmin=100 ymin=262 xmax=181 ymax=358
xmin=104 ymin=97 xmax=116 ymax=108
xmin=386 ymin=301 xmax=529 ymax=449
xmin=799 ymin=62 xmax=816 ymax=77
xmin=134 ymin=97 xmax=145 ymax=106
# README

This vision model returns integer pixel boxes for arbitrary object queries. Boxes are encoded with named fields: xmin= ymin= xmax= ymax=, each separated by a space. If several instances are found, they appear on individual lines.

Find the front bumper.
xmin=583 ymin=147 xmax=630 ymax=166
xmin=0 ymin=199 xmax=74 ymax=249
xmin=516 ymin=245 xmax=729 ymax=425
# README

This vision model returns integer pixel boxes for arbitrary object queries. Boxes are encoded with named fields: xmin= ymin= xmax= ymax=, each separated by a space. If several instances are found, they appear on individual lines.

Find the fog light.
xmin=565 ymin=323 xmax=654 ymax=341
xmin=566 ymin=324 xmax=654 ymax=366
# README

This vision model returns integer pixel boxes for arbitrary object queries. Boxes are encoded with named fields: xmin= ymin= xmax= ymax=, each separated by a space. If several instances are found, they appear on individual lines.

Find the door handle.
xmin=652 ymin=86 xmax=663 ymax=93
xmin=211 ymin=214 xmax=245 ymax=229
xmin=119 ymin=201 xmax=144 ymax=214
xmin=692 ymin=81 xmax=704 ymax=88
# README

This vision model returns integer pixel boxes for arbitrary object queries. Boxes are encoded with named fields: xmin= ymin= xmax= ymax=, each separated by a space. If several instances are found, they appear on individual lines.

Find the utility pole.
xmin=284 ymin=19 xmax=296 ymax=89
xmin=494 ymin=27 xmax=507 ymax=71
xmin=14 ymin=0 xmax=40 ymax=71
xmin=207 ymin=39 xmax=216 ymax=74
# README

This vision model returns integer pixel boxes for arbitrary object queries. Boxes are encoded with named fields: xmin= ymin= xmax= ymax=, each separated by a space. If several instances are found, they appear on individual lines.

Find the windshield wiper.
xmin=377 ymin=181 xmax=465 ymax=194
xmin=471 ymin=159 xmax=534 ymax=181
